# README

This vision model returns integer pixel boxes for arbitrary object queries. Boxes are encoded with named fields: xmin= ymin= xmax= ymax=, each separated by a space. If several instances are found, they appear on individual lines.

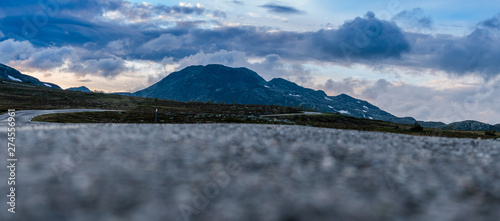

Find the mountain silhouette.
xmin=135 ymin=64 xmax=417 ymax=124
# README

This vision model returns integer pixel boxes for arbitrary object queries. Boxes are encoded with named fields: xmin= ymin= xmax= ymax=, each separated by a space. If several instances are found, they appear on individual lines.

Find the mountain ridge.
xmin=134 ymin=64 xmax=499 ymax=130
xmin=0 ymin=63 xmax=61 ymax=89
xmin=134 ymin=64 xmax=417 ymax=124
xmin=2 ymin=62 xmax=497 ymax=131
xmin=438 ymin=120 xmax=500 ymax=132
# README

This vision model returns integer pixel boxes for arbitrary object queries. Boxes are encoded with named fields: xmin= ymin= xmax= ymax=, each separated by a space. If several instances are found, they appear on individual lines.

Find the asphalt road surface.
xmin=0 ymin=110 xmax=499 ymax=221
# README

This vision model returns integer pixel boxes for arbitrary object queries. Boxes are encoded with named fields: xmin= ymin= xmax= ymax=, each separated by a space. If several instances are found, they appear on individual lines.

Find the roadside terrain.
xmin=0 ymin=79 xmax=298 ymax=118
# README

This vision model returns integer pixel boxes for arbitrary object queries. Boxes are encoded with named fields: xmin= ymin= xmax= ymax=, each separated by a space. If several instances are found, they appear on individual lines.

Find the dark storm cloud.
xmin=0 ymin=15 xmax=143 ymax=47
xmin=260 ymin=3 xmax=305 ymax=14
xmin=405 ymin=26 xmax=500 ymax=78
xmin=310 ymin=12 xmax=410 ymax=61
xmin=434 ymin=29 xmax=500 ymax=78
xmin=134 ymin=13 xmax=410 ymax=62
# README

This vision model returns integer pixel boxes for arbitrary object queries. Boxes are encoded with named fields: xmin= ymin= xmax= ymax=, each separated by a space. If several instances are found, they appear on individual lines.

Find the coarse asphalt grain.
xmin=1 ymin=115 xmax=500 ymax=220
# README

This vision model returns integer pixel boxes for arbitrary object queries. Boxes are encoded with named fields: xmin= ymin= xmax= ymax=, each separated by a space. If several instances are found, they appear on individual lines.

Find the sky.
xmin=0 ymin=0 xmax=499 ymax=124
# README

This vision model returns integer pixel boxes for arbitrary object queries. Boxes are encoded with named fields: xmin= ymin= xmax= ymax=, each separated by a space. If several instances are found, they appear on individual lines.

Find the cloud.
xmin=0 ymin=39 xmax=71 ymax=71
xmin=0 ymin=39 xmax=36 ymax=63
xmin=0 ymin=10 xmax=411 ymax=79
xmin=141 ymin=34 xmax=183 ymax=52
xmin=105 ymin=39 xmax=132 ymax=56
xmin=229 ymin=0 xmax=244 ymax=5
xmin=210 ymin=9 xmax=227 ymax=18
xmin=142 ymin=13 xmax=409 ymax=63
xmin=107 ymin=1 xmax=206 ymax=22
xmin=0 ymin=15 xmax=143 ymax=47
xmin=0 ymin=0 xmax=207 ymax=22
xmin=405 ymin=27 xmax=500 ymax=79
xmin=260 ymin=3 xmax=305 ymax=14
xmin=392 ymin=8 xmax=432 ymax=30
xmin=21 ymin=46 xmax=73 ymax=70
xmin=319 ymin=77 xmax=370 ymax=95
xmin=67 ymin=57 xmax=128 ymax=78
xmin=310 ymin=12 xmax=410 ymax=61
xmin=318 ymin=77 xmax=500 ymax=124
xmin=434 ymin=29 xmax=500 ymax=78
xmin=366 ymin=79 xmax=500 ymax=124
xmin=479 ymin=13 xmax=500 ymax=30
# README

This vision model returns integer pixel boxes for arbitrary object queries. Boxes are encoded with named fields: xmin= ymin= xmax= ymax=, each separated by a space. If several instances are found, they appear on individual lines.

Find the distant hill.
xmin=417 ymin=121 xmax=447 ymax=128
xmin=440 ymin=120 xmax=499 ymax=132
xmin=0 ymin=63 xmax=61 ymax=89
xmin=134 ymin=64 xmax=416 ymax=124
xmin=66 ymin=86 xmax=93 ymax=93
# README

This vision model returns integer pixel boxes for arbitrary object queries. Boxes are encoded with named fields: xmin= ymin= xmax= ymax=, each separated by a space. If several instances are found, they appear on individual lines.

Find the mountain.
xmin=440 ymin=120 xmax=499 ymax=131
xmin=66 ymin=86 xmax=93 ymax=93
xmin=417 ymin=121 xmax=447 ymax=128
xmin=134 ymin=64 xmax=416 ymax=124
xmin=0 ymin=63 xmax=61 ymax=89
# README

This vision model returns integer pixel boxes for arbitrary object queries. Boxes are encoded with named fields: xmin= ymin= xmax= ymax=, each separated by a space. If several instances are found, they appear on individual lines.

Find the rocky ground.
xmin=0 ymin=122 xmax=499 ymax=221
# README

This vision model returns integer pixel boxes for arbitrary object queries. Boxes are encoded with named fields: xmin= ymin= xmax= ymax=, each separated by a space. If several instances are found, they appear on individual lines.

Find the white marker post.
xmin=155 ymin=108 xmax=158 ymax=123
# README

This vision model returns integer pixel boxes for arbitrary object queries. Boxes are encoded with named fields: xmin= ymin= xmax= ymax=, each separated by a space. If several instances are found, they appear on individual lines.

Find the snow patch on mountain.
xmin=339 ymin=110 xmax=350 ymax=114
xmin=8 ymin=75 xmax=22 ymax=82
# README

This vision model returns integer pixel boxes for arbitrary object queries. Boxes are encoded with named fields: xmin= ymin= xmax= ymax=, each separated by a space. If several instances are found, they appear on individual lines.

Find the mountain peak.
xmin=168 ymin=64 xmax=266 ymax=84
xmin=135 ymin=64 xmax=267 ymax=102
xmin=268 ymin=78 xmax=300 ymax=88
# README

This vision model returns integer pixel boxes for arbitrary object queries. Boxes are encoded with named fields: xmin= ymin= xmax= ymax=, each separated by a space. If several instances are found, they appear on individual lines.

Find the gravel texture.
xmin=1 ymin=113 xmax=500 ymax=221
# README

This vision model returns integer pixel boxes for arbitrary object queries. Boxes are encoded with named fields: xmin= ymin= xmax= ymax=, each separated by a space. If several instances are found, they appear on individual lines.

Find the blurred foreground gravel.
xmin=1 ymin=123 xmax=500 ymax=221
